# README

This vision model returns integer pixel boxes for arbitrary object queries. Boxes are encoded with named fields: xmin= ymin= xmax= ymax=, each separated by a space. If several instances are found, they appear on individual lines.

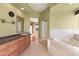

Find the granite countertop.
xmin=0 ymin=32 xmax=31 ymax=45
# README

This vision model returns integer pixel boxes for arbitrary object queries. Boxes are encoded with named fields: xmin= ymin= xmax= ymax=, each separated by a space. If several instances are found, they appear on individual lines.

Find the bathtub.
xmin=48 ymin=38 xmax=79 ymax=56
xmin=49 ymin=29 xmax=79 ymax=55
xmin=60 ymin=34 xmax=79 ymax=47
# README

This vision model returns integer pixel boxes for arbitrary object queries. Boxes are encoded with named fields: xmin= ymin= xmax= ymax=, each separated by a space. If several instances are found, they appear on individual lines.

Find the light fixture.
xmin=75 ymin=10 xmax=79 ymax=15
xmin=21 ymin=8 xmax=24 ymax=10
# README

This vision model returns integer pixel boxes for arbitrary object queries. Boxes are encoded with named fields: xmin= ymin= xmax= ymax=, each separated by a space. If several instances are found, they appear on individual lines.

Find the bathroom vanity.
xmin=0 ymin=33 xmax=31 ymax=56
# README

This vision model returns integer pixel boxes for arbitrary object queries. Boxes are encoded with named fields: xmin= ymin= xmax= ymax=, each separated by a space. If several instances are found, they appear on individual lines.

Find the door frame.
xmin=16 ymin=15 xmax=24 ymax=33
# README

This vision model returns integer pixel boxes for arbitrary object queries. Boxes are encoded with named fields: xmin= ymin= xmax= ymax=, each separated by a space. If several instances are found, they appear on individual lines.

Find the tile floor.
xmin=20 ymin=40 xmax=49 ymax=56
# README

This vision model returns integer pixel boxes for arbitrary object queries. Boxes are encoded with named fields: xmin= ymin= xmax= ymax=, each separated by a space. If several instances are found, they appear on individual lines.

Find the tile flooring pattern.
xmin=20 ymin=40 xmax=49 ymax=56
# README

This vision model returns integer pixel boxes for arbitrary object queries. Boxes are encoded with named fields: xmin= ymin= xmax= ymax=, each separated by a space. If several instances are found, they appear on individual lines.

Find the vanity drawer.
xmin=18 ymin=37 xmax=25 ymax=41
xmin=18 ymin=38 xmax=25 ymax=47
xmin=0 ymin=48 xmax=9 ymax=56
xmin=9 ymin=50 xmax=18 ymax=56
xmin=8 ymin=43 xmax=18 ymax=54
xmin=8 ymin=39 xmax=18 ymax=46
xmin=0 ymin=43 xmax=8 ymax=51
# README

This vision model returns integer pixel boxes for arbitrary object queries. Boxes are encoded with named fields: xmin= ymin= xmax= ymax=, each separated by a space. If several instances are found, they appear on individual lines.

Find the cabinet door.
xmin=8 ymin=39 xmax=18 ymax=46
xmin=18 ymin=36 xmax=31 ymax=54
xmin=18 ymin=37 xmax=25 ymax=47
xmin=9 ymin=50 xmax=18 ymax=56
xmin=0 ymin=48 xmax=9 ymax=56
xmin=24 ymin=36 xmax=31 ymax=47
xmin=8 ymin=40 xmax=18 ymax=56
xmin=0 ymin=43 xmax=9 ymax=56
xmin=18 ymin=37 xmax=25 ymax=54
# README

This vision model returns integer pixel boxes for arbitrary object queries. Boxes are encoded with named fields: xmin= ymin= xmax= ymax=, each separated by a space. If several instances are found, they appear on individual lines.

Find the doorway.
xmin=29 ymin=17 xmax=39 ymax=41
xmin=16 ymin=16 xmax=24 ymax=33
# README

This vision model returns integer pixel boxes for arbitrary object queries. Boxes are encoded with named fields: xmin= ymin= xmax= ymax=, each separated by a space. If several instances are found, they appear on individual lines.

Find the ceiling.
xmin=11 ymin=3 xmax=49 ymax=13
xmin=11 ymin=4 xmax=37 ymax=13
xmin=11 ymin=3 xmax=79 ymax=16
xmin=53 ymin=3 xmax=79 ymax=13
xmin=28 ymin=3 xmax=49 ymax=12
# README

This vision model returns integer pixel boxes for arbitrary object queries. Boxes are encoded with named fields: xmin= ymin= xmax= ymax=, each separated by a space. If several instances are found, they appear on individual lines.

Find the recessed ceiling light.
xmin=21 ymin=8 xmax=24 ymax=10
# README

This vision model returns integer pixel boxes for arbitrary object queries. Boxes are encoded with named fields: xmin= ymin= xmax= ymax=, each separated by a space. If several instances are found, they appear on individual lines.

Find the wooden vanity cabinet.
xmin=0 ymin=35 xmax=31 ymax=56
xmin=24 ymin=35 xmax=31 ymax=48
xmin=18 ymin=35 xmax=31 ymax=54
xmin=8 ymin=39 xmax=18 ymax=56
xmin=18 ymin=36 xmax=25 ymax=54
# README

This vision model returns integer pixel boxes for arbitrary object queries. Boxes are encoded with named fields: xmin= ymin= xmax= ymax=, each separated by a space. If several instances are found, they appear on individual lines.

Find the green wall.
xmin=50 ymin=3 xmax=79 ymax=29
xmin=0 ymin=4 xmax=30 ymax=36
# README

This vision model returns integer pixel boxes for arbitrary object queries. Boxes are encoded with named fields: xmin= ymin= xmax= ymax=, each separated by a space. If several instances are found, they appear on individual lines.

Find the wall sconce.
xmin=12 ymin=21 xmax=15 ymax=24
xmin=0 ymin=18 xmax=15 ymax=24
xmin=75 ymin=10 xmax=79 ymax=15
xmin=1 ymin=18 xmax=5 ymax=23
